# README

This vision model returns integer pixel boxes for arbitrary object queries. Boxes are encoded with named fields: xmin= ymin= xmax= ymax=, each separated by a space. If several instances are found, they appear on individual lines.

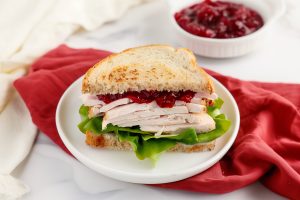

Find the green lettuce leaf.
xmin=207 ymin=97 xmax=223 ymax=117
xmin=117 ymin=131 xmax=139 ymax=151
xmin=117 ymin=131 xmax=176 ymax=164
xmin=136 ymin=138 xmax=176 ymax=164
xmin=142 ymin=128 xmax=199 ymax=144
xmin=197 ymin=114 xmax=231 ymax=143
xmin=77 ymin=106 xmax=103 ymax=134
xmin=104 ymin=124 xmax=150 ymax=134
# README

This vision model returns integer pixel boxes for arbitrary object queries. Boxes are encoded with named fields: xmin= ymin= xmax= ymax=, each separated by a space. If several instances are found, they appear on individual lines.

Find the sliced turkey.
xmin=194 ymin=92 xmax=218 ymax=100
xmin=102 ymin=106 xmax=189 ymax=128
xmin=186 ymin=103 xmax=206 ymax=113
xmin=88 ymin=105 xmax=102 ymax=118
xmin=81 ymin=94 xmax=105 ymax=106
xmin=88 ymin=100 xmax=206 ymax=119
xmin=116 ymin=113 xmax=211 ymax=127
xmin=175 ymin=101 xmax=186 ymax=106
xmin=140 ymin=113 xmax=215 ymax=133
xmin=99 ymin=98 xmax=131 ymax=113
xmin=104 ymin=101 xmax=157 ymax=120
xmin=105 ymin=105 xmax=189 ymax=122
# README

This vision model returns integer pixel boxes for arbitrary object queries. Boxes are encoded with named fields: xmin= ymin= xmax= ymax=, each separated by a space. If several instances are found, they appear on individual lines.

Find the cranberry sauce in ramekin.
xmin=174 ymin=0 xmax=264 ymax=39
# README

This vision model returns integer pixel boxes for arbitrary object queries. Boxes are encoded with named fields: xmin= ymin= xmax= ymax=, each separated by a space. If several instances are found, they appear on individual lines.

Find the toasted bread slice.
xmin=82 ymin=45 xmax=214 ymax=95
xmin=85 ymin=131 xmax=215 ymax=153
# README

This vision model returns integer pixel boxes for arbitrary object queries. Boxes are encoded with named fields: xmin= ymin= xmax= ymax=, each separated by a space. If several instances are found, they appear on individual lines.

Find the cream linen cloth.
xmin=0 ymin=0 xmax=146 ymax=199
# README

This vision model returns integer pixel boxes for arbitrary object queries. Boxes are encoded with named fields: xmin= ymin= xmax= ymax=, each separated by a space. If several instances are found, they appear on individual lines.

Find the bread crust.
xmin=82 ymin=45 xmax=214 ymax=95
xmin=85 ymin=131 xmax=215 ymax=153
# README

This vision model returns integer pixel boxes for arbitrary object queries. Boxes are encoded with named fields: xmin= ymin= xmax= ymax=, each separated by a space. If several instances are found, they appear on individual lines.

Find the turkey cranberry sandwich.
xmin=78 ymin=45 xmax=231 ymax=163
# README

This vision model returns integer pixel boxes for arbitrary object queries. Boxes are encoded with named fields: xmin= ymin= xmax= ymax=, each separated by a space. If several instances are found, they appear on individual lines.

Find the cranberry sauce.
xmin=97 ymin=90 xmax=196 ymax=108
xmin=175 ymin=0 xmax=264 ymax=39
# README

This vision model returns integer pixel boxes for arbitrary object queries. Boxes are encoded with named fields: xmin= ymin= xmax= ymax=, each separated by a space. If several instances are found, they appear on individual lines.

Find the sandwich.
xmin=78 ymin=45 xmax=231 ymax=163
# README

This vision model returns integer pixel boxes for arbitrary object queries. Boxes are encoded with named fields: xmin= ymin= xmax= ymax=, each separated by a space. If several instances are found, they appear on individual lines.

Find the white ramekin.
xmin=169 ymin=0 xmax=286 ymax=58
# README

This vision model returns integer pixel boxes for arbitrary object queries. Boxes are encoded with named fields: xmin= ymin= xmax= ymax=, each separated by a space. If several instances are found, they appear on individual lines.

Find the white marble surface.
xmin=13 ymin=0 xmax=300 ymax=199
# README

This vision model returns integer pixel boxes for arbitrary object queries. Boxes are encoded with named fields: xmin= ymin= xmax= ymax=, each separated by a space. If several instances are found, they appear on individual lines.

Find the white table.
xmin=13 ymin=0 xmax=299 ymax=199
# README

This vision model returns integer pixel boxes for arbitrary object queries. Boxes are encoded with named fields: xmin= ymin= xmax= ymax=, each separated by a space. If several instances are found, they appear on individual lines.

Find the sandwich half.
xmin=78 ymin=45 xmax=231 ymax=163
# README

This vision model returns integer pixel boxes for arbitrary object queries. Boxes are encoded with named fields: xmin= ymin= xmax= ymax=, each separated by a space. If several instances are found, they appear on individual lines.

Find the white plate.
xmin=56 ymin=76 xmax=240 ymax=184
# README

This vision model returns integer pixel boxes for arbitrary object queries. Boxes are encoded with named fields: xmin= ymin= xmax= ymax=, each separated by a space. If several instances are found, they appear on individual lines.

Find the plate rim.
xmin=55 ymin=75 xmax=240 ymax=183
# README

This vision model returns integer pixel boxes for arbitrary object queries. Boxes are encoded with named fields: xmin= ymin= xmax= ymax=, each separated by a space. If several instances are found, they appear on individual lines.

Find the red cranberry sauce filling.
xmin=174 ymin=0 xmax=264 ymax=39
xmin=97 ymin=90 xmax=196 ymax=108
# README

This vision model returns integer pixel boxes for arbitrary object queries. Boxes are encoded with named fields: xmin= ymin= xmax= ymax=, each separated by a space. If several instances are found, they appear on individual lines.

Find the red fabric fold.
xmin=14 ymin=45 xmax=300 ymax=199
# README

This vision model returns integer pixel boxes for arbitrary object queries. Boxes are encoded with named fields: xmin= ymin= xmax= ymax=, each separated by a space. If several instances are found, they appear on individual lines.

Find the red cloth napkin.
xmin=14 ymin=45 xmax=300 ymax=199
